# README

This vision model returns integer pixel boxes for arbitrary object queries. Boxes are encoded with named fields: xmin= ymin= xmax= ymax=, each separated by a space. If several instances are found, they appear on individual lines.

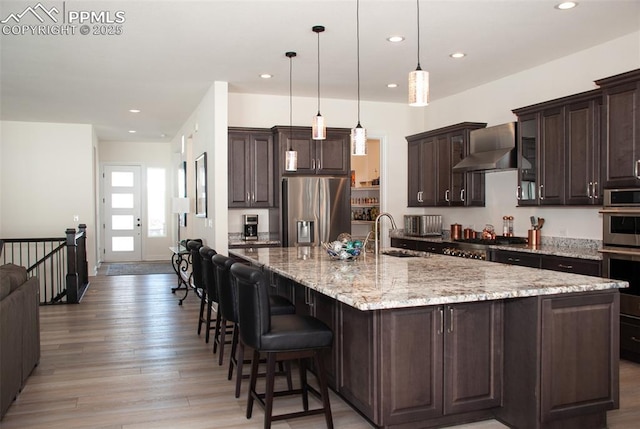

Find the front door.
xmin=103 ymin=165 xmax=142 ymax=262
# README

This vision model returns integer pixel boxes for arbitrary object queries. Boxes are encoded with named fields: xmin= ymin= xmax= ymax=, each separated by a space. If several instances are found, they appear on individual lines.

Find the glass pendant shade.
xmin=351 ymin=123 xmax=367 ymax=156
xmin=312 ymin=113 xmax=326 ymax=140
xmin=409 ymin=67 xmax=429 ymax=106
xmin=285 ymin=149 xmax=298 ymax=171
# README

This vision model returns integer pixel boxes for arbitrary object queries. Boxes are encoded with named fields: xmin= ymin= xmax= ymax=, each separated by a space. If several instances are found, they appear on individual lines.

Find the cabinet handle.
xmin=438 ymin=308 xmax=444 ymax=335
xmin=317 ymin=158 xmax=321 ymax=171
xmin=447 ymin=307 xmax=454 ymax=333
xmin=593 ymin=181 xmax=599 ymax=199
xmin=539 ymin=184 xmax=544 ymax=200
xmin=635 ymin=160 xmax=640 ymax=179
xmin=444 ymin=189 xmax=450 ymax=202
xmin=631 ymin=336 xmax=640 ymax=343
xmin=516 ymin=185 xmax=521 ymax=200
xmin=312 ymin=159 xmax=316 ymax=170
xmin=417 ymin=191 xmax=423 ymax=203
xmin=558 ymin=264 xmax=573 ymax=270
xmin=460 ymin=189 xmax=465 ymax=202
xmin=507 ymin=257 xmax=520 ymax=262
xmin=252 ymin=192 xmax=255 ymax=202
xmin=247 ymin=192 xmax=250 ymax=202
xmin=588 ymin=182 xmax=593 ymax=199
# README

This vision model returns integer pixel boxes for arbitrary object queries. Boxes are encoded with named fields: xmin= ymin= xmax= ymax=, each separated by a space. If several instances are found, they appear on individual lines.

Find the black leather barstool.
xmin=231 ymin=263 xmax=334 ymax=429
xmin=213 ymin=255 xmax=295 ymax=375
xmin=198 ymin=246 xmax=217 ymax=343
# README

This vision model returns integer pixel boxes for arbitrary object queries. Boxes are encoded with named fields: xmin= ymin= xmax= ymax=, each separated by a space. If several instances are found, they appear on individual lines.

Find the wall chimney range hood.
xmin=453 ymin=122 xmax=518 ymax=172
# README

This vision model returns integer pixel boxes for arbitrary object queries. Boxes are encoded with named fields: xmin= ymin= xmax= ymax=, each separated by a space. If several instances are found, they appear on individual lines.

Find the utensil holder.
xmin=528 ymin=229 xmax=540 ymax=248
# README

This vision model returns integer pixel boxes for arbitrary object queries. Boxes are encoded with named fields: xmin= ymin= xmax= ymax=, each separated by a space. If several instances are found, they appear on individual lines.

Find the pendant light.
xmin=409 ymin=0 xmax=429 ymax=106
xmin=285 ymin=51 xmax=298 ymax=172
xmin=351 ymin=0 xmax=367 ymax=156
xmin=312 ymin=25 xmax=326 ymax=140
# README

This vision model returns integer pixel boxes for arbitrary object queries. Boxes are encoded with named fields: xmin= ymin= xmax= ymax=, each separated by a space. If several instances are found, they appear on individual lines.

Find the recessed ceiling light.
xmin=387 ymin=83 xmax=398 ymax=88
xmin=128 ymin=130 xmax=136 ymax=134
xmin=555 ymin=2 xmax=578 ymax=10
xmin=129 ymin=109 xmax=141 ymax=113
xmin=160 ymin=133 xmax=167 ymax=138
xmin=450 ymin=52 xmax=466 ymax=59
xmin=387 ymin=35 xmax=404 ymax=43
xmin=260 ymin=73 xmax=273 ymax=79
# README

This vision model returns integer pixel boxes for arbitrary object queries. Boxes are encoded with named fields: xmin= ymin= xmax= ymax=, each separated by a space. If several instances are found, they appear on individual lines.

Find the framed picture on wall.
xmin=195 ymin=152 xmax=207 ymax=217
xmin=178 ymin=161 xmax=187 ymax=226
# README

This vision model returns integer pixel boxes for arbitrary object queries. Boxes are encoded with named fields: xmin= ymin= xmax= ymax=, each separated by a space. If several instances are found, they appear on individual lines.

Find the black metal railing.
xmin=1 ymin=225 xmax=89 ymax=304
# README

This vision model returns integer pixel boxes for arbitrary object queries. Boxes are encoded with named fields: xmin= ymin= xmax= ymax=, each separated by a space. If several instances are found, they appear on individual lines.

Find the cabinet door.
xmin=228 ymin=132 xmax=251 ymax=207
xmin=602 ymin=81 xmax=640 ymax=188
xmin=312 ymin=291 xmax=339 ymax=389
xmin=407 ymin=140 xmax=422 ymax=207
xmin=443 ymin=301 xmax=503 ymax=415
xmin=539 ymin=107 xmax=565 ymax=205
xmin=518 ymin=115 xmax=538 ymax=205
xmin=566 ymin=100 xmax=599 ymax=205
xmin=316 ymin=131 xmax=350 ymax=175
xmin=436 ymin=135 xmax=452 ymax=206
xmin=250 ymin=133 xmax=275 ymax=207
xmin=466 ymin=171 xmax=486 ymax=207
xmin=450 ymin=134 xmax=466 ymax=206
xmin=419 ymin=138 xmax=437 ymax=206
xmin=338 ymin=303 xmax=378 ymax=421
xmin=381 ymin=307 xmax=444 ymax=425
xmin=540 ymin=292 xmax=619 ymax=422
xmin=540 ymin=255 xmax=601 ymax=277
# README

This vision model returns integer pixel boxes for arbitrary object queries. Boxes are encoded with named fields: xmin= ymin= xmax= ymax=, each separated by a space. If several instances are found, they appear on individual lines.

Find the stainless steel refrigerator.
xmin=281 ymin=177 xmax=351 ymax=247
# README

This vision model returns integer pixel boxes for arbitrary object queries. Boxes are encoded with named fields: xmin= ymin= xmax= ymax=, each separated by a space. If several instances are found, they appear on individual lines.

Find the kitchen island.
xmin=229 ymin=247 xmax=627 ymax=429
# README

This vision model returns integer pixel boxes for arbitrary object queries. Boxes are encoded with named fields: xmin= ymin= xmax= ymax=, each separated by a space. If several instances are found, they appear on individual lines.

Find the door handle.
xmin=516 ymin=185 xmax=521 ymax=200
xmin=636 ymin=159 xmax=640 ymax=179
xmin=460 ymin=189 xmax=465 ymax=202
xmin=438 ymin=308 xmax=444 ymax=335
xmin=312 ymin=159 xmax=316 ymax=170
xmin=593 ymin=181 xmax=599 ymax=199
xmin=447 ymin=307 xmax=454 ymax=333
xmin=588 ymin=182 xmax=593 ymax=199
xmin=444 ymin=189 xmax=450 ymax=202
xmin=539 ymin=184 xmax=544 ymax=200
xmin=317 ymin=158 xmax=321 ymax=171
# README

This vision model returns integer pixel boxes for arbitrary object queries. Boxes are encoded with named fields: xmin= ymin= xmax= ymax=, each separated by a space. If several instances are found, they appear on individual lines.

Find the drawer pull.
xmin=632 ymin=336 xmax=640 ymax=344
xmin=558 ymin=264 xmax=573 ymax=269
xmin=507 ymin=257 xmax=520 ymax=262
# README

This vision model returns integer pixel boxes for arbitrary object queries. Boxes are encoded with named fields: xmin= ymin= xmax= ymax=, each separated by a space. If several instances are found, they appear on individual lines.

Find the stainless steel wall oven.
xmin=601 ymin=189 xmax=640 ymax=361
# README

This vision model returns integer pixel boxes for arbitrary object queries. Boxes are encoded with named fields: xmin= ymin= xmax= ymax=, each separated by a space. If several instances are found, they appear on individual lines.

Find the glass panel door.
xmin=104 ymin=165 xmax=142 ymax=262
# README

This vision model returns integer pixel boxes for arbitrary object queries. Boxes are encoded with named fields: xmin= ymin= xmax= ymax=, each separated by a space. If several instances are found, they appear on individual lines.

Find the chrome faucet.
xmin=374 ymin=212 xmax=397 ymax=255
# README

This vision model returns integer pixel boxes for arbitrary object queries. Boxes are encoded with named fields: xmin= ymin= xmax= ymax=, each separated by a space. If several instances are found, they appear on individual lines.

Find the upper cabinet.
xmin=513 ymin=89 xmax=602 ymax=206
xmin=406 ymin=122 xmax=487 ymax=208
xmin=595 ymin=69 xmax=640 ymax=189
xmin=228 ymin=128 xmax=275 ymax=208
xmin=272 ymin=126 xmax=351 ymax=176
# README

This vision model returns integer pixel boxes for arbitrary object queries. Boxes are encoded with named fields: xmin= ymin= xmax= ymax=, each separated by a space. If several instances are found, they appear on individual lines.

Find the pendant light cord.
xmin=317 ymin=31 xmax=321 ymax=113
xmin=356 ymin=0 xmax=361 ymax=124
xmin=287 ymin=52 xmax=295 ymax=151
xmin=416 ymin=0 xmax=421 ymax=70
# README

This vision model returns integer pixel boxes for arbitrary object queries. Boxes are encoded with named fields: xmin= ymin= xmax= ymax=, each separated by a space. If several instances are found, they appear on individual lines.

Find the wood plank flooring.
xmin=1 ymin=270 xmax=638 ymax=428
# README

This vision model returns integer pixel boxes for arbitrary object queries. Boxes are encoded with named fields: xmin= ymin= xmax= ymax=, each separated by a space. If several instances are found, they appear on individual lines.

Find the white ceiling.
xmin=1 ymin=0 xmax=639 ymax=142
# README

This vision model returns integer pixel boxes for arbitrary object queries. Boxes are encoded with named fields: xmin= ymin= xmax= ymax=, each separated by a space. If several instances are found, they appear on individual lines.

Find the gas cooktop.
xmin=454 ymin=236 xmax=528 ymax=246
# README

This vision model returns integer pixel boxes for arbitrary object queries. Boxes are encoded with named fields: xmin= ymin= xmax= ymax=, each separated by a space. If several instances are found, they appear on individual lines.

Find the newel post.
xmin=65 ymin=227 xmax=79 ymax=304
xmin=77 ymin=224 xmax=88 ymax=286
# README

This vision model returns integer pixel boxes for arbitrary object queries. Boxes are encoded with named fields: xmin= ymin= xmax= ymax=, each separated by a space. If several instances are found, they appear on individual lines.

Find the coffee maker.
xmin=242 ymin=214 xmax=258 ymax=241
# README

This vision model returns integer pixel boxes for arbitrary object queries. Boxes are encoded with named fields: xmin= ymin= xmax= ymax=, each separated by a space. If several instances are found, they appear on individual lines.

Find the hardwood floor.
xmin=2 ymin=270 xmax=638 ymax=429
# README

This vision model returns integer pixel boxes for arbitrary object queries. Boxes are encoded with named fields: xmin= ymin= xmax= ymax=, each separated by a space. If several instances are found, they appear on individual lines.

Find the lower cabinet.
xmin=497 ymin=290 xmax=619 ymax=429
xmin=378 ymin=301 xmax=503 ymax=426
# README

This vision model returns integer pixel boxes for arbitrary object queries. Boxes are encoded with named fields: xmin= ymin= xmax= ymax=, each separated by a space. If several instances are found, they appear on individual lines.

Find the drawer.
xmin=620 ymin=315 xmax=640 ymax=356
xmin=493 ymin=250 xmax=541 ymax=268
xmin=541 ymin=256 xmax=601 ymax=277
xmin=415 ymin=241 xmax=447 ymax=254
xmin=390 ymin=238 xmax=418 ymax=250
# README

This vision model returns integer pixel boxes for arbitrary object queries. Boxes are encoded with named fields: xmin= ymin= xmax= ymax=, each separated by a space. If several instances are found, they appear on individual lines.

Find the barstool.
xmin=198 ymin=246 xmax=217 ymax=343
xmin=231 ymin=263 xmax=334 ymax=429
xmin=186 ymin=240 xmax=203 ymax=321
xmin=213 ymin=255 xmax=295 ymax=378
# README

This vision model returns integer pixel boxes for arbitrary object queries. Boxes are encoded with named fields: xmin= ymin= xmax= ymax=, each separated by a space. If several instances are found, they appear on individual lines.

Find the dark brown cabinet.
xmin=513 ymin=89 xmax=602 ymax=206
xmin=493 ymin=249 xmax=541 ymax=268
xmin=407 ymin=123 xmax=486 ymax=207
xmin=272 ymin=126 xmax=350 ymax=176
xmin=228 ymin=128 xmax=275 ymax=208
xmin=498 ymin=290 xmax=619 ymax=429
xmin=379 ymin=301 xmax=502 ymax=426
xmin=493 ymin=249 xmax=602 ymax=277
xmin=595 ymin=69 xmax=640 ymax=189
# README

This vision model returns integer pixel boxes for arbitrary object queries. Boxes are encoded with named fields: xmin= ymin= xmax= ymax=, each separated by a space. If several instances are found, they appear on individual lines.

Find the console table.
xmin=169 ymin=245 xmax=191 ymax=305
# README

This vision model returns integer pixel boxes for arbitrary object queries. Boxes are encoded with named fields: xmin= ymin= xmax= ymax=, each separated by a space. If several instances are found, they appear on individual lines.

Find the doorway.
xmin=103 ymin=165 xmax=142 ymax=262
xmin=350 ymin=138 xmax=381 ymax=241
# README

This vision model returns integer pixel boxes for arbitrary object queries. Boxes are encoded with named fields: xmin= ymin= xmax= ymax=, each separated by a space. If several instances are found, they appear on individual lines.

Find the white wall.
xmin=172 ymin=82 xmax=229 ymax=254
xmin=0 ymin=120 xmax=98 ymax=272
xmin=409 ymin=32 xmax=640 ymax=240
xmin=98 ymin=140 xmax=173 ymax=260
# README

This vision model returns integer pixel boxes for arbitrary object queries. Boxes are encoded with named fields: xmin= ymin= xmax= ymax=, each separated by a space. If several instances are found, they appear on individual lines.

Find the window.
xmin=147 ymin=168 xmax=166 ymax=237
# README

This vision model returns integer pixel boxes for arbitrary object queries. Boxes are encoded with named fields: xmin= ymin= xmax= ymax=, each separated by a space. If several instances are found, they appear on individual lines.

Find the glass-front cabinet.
xmin=518 ymin=115 xmax=538 ymax=205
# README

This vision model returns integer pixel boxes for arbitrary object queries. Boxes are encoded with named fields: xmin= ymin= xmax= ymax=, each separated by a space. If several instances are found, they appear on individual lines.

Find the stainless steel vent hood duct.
xmin=453 ymin=122 xmax=518 ymax=172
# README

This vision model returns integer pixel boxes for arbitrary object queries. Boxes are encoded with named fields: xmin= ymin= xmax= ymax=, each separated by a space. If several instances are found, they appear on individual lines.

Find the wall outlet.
xmin=73 ymin=215 xmax=79 ymax=222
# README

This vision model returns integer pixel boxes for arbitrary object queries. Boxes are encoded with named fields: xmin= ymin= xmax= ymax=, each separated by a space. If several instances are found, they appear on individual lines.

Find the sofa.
xmin=0 ymin=263 xmax=40 ymax=419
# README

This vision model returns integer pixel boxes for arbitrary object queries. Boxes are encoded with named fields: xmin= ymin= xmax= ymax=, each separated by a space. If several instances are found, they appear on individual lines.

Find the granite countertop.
xmin=229 ymin=247 xmax=626 ymax=311
xmin=391 ymin=232 xmax=603 ymax=260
